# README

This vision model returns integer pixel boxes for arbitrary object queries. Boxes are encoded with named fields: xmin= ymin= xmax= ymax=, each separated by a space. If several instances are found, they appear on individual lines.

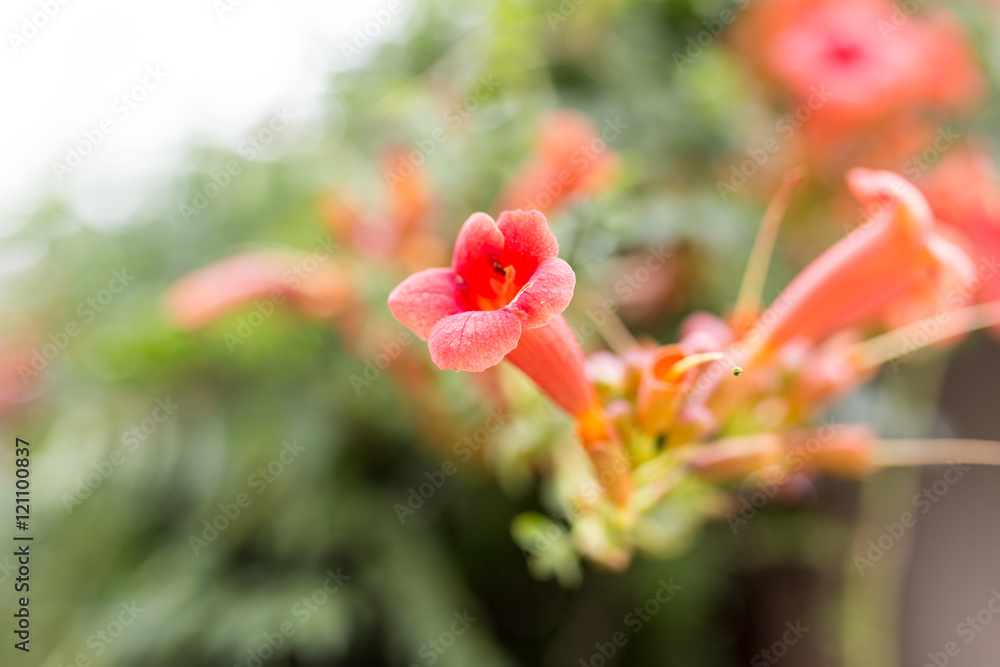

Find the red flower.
xmin=389 ymin=209 xmax=632 ymax=504
xmin=388 ymin=210 xmax=575 ymax=374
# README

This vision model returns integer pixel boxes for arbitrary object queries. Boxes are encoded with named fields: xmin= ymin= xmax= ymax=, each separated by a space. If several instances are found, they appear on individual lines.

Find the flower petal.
xmin=507 ymin=257 xmax=575 ymax=328
xmin=744 ymin=170 xmax=946 ymax=361
xmin=165 ymin=251 xmax=298 ymax=330
xmin=847 ymin=168 xmax=933 ymax=237
xmin=452 ymin=212 xmax=504 ymax=278
xmin=428 ymin=309 xmax=522 ymax=372
xmin=497 ymin=209 xmax=560 ymax=269
xmin=387 ymin=268 xmax=461 ymax=341
xmin=505 ymin=314 xmax=594 ymax=415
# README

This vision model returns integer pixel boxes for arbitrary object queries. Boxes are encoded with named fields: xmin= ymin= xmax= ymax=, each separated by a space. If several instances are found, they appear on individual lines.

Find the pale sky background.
xmin=0 ymin=0 xmax=403 ymax=240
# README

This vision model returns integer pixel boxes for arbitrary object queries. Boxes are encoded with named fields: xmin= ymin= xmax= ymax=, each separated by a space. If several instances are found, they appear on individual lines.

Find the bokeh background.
xmin=3 ymin=0 xmax=1000 ymax=665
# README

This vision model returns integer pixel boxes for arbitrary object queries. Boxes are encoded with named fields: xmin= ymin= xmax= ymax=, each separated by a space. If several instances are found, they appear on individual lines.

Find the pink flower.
xmin=761 ymin=0 xmax=982 ymax=121
xmin=767 ymin=1 xmax=919 ymax=125
xmin=388 ymin=210 xmax=576 ymax=376
xmin=736 ymin=0 xmax=983 ymax=171
xmin=389 ymin=209 xmax=633 ymax=504
xmin=165 ymin=250 xmax=352 ymax=329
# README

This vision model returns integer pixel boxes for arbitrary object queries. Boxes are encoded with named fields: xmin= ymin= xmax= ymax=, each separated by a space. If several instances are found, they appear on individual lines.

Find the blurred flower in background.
xmin=733 ymin=0 xmax=984 ymax=175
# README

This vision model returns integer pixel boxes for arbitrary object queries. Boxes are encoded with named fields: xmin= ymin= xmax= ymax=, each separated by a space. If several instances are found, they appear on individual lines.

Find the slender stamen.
xmin=734 ymin=167 xmax=806 ymax=319
xmin=480 ymin=265 xmax=519 ymax=310
xmin=667 ymin=352 xmax=742 ymax=383
xmin=854 ymin=300 xmax=1000 ymax=370
xmin=508 ymin=281 xmax=533 ymax=306
xmin=568 ymin=288 xmax=638 ymax=355
xmin=594 ymin=307 xmax=639 ymax=355
xmin=667 ymin=352 xmax=724 ymax=382
xmin=875 ymin=439 xmax=1000 ymax=467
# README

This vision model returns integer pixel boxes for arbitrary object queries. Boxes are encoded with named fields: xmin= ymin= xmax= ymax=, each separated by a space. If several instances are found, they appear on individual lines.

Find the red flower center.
xmin=827 ymin=40 xmax=864 ymax=67
xmin=457 ymin=254 xmax=534 ymax=311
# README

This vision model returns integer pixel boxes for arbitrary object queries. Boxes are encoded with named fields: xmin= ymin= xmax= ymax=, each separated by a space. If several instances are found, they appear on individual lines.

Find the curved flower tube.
xmin=741 ymin=169 xmax=975 ymax=363
xmin=165 ymin=250 xmax=352 ymax=329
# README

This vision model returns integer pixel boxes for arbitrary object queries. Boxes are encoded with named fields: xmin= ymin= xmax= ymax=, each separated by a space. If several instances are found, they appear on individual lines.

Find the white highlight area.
xmin=0 ymin=0 xmax=408 ymax=229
